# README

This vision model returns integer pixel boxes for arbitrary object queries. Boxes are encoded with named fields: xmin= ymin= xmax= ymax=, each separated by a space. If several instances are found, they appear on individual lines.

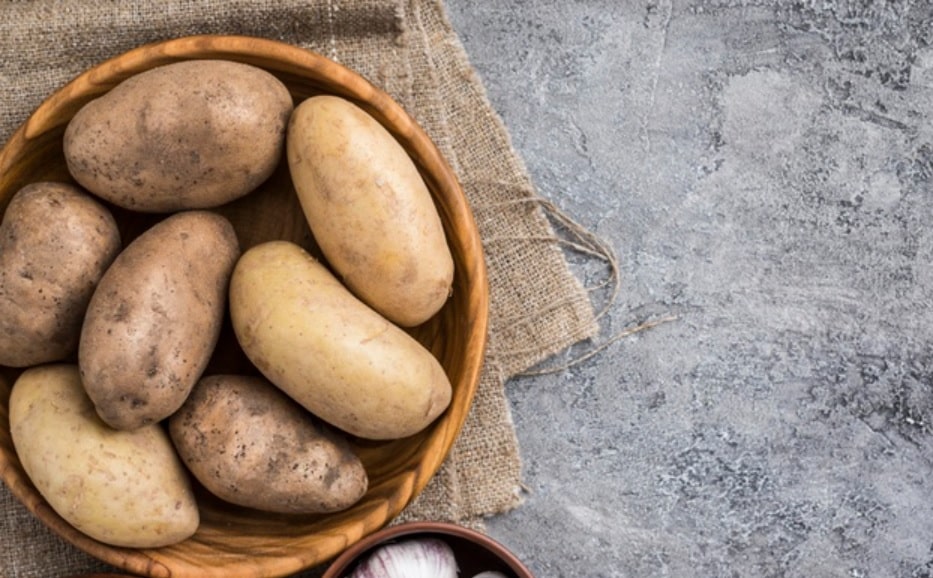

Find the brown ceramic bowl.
xmin=0 ymin=35 xmax=488 ymax=577
xmin=322 ymin=521 xmax=534 ymax=578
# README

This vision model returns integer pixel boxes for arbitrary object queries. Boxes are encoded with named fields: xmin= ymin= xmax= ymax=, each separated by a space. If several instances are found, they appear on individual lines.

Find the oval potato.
xmin=0 ymin=182 xmax=121 ymax=367
xmin=9 ymin=364 xmax=199 ymax=548
xmin=287 ymin=95 xmax=453 ymax=327
xmin=64 ymin=59 xmax=293 ymax=212
xmin=79 ymin=211 xmax=240 ymax=430
xmin=169 ymin=374 xmax=368 ymax=514
xmin=229 ymin=241 xmax=452 ymax=440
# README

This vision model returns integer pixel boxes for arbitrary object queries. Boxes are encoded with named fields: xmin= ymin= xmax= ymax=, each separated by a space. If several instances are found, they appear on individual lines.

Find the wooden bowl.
xmin=0 ymin=35 xmax=488 ymax=577
xmin=321 ymin=521 xmax=535 ymax=578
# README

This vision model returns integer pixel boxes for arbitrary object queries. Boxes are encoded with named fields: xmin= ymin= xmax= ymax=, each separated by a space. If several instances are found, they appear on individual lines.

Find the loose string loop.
xmin=475 ymin=193 xmax=677 ymax=375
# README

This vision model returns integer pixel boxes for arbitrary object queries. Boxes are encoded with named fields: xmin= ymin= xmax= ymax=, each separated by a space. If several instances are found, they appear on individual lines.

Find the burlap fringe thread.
xmin=478 ymin=195 xmax=678 ymax=376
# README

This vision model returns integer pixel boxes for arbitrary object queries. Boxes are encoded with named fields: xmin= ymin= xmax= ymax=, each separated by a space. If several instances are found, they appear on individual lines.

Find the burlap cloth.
xmin=0 ymin=1 xmax=599 ymax=576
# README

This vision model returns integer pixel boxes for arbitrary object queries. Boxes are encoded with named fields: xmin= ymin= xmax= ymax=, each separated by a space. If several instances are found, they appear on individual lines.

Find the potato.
xmin=286 ymin=95 xmax=453 ymax=327
xmin=169 ymin=374 xmax=368 ymax=514
xmin=9 ymin=364 xmax=199 ymax=548
xmin=229 ymin=241 xmax=452 ymax=440
xmin=64 ymin=59 xmax=293 ymax=212
xmin=0 ymin=182 xmax=120 ymax=367
xmin=79 ymin=211 xmax=240 ymax=430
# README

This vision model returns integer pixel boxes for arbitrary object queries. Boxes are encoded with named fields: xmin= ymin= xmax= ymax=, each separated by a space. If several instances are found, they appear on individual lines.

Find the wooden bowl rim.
xmin=0 ymin=34 xmax=489 ymax=577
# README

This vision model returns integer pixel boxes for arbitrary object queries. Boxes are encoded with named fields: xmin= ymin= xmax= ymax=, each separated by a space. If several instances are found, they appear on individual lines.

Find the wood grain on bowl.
xmin=0 ymin=35 xmax=488 ymax=578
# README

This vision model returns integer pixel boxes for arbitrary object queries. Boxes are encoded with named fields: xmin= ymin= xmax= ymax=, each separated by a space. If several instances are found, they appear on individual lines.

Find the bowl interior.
xmin=0 ymin=35 xmax=488 ymax=577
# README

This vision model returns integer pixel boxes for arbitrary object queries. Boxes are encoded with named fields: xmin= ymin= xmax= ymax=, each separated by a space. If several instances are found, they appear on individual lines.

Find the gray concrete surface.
xmin=443 ymin=1 xmax=933 ymax=576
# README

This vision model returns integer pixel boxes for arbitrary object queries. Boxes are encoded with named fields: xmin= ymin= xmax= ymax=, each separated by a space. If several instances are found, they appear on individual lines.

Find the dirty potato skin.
xmin=0 ymin=182 xmax=120 ymax=367
xmin=9 ymin=364 xmax=199 ymax=548
xmin=64 ymin=59 xmax=293 ymax=212
xmin=169 ymin=374 xmax=368 ymax=514
xmin=287 ymin=95 xmax=454 ymax=327
xmin=230 ymin=241 xmax=452 ymax=440
xmin=79 ymin=211 xmax=240 ymax=430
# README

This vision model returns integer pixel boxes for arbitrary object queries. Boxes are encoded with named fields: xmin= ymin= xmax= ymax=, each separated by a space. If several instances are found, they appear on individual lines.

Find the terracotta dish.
xmin=322 ymin=521 xmax=535 ymax=578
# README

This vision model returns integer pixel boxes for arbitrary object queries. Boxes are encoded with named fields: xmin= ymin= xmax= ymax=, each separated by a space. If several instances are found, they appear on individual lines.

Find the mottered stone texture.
xmin=445 ymin=1 xmax=933 ymax=576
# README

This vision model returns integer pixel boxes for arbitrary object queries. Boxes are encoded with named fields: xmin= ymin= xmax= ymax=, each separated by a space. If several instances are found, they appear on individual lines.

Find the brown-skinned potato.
xmin=0 ymin=182 xmax=121 ymax=367
xmin=79 ymin=210 xmax=240 ymax=430
xmin=64 ymin=60 xmax=293 ymax=212
xmin=169 ymin=374 xmax=368 ymax=514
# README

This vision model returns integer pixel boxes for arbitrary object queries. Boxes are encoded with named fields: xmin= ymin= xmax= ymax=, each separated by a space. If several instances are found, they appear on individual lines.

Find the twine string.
xmin=475 ymin=193 xmax=677 ymax=376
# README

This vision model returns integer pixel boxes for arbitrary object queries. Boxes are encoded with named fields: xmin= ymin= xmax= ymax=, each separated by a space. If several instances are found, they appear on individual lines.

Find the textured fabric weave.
xmin=0 ymin=1 xmax=597 ymax=575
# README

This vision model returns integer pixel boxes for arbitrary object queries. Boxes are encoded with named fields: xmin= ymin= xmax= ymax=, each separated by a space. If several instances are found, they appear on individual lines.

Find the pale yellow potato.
xmin=286 ymin=95 xmax=454 ymax=327
xmin=169 ymin=374 xmax=368 ymax=514
xmin=229 ymin=241 xmax=452 ymax=440
xmin=0 ymin=182 xmax=121 ymax=367
xmin=64 ymin=59 xmax=293 ymax=212
xmin=9 ymin=364 xmax=199 ymax=548
xmin=79 ymin=211 xmax=240 ymax=430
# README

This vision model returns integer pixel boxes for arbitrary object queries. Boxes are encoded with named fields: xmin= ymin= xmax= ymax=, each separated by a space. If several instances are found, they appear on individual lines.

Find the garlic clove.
xmin=348 ymin=537 xmax=459 ymax=578
xmin=472 ymin=573 xmax=509 ymax=578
